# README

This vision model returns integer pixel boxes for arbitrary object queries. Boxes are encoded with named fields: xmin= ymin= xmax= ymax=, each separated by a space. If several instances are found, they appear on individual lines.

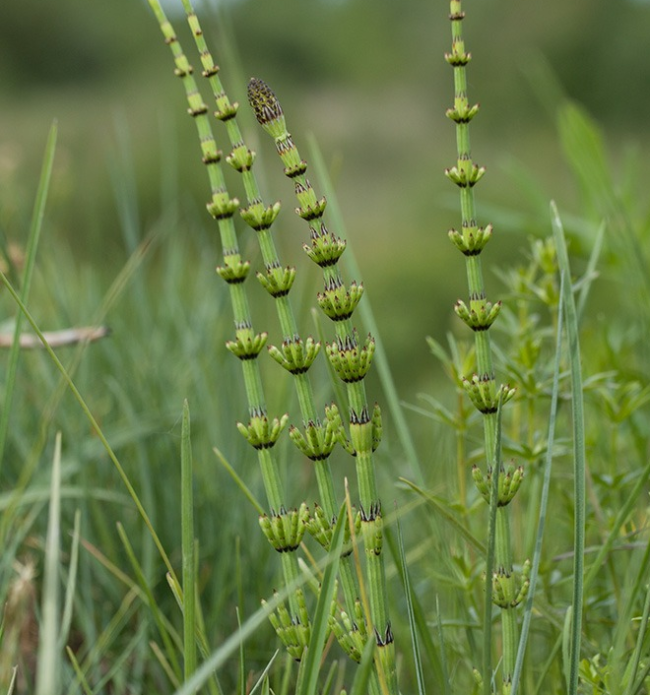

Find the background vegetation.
xmin=2 ymin=0 xmax=650 ymax=692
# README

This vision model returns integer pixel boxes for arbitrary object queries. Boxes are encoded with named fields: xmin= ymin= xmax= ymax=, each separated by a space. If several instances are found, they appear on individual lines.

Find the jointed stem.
xmin=445 ymin=1 xmax=523 ymax=691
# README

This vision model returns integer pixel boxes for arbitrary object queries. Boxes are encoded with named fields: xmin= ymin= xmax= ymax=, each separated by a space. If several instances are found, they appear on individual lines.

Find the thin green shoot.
xmin=35 ymin=431 xmax=62 ymax=695
xmin=181 ymin=400 xmax=198 ymax=688
xmin=511 ymin=271 xmax=565 ymax=695
xmin=0 ymin=121 xmax=57 ymax=473
xmin=395 ymin=504 xmax=426 ymax=695
xmin=59 ymin=509 xmax=81 ymax=652
xmin=552 ymin=201 xmax=586 ymax=695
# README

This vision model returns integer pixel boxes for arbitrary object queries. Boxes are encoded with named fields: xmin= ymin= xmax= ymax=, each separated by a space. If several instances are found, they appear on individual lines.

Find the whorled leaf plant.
xmin=444 ymin=1 xmax=529 ymax=692
xmin=247 ymin=77 xmax=397 ymax=694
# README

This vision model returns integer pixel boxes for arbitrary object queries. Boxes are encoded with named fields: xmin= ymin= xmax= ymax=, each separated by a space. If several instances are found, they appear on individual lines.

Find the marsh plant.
xmin=5 ymin=0 xmax=650 ymax=694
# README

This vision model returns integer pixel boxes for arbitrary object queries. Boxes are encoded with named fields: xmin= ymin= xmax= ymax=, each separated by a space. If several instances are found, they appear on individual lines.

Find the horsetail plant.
xmin=444 ymin=1 xmax=528 ymax=692
xmin=146 ymin=0 xmax=310 ymax=654
xmin=247 ymin=77 xmax=397 ymax=695
xmin=171 ymin=3 xmax=391 ymax=689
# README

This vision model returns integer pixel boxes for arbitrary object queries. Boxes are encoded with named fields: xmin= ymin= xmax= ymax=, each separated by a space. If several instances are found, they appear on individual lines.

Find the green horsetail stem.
xmin=173 ymin=7 xmax=384 ymax=681
xmin=248 ymin=77 xmax=397 ymax=695
xmin=445 ymin=1 xmax=526 ymax=692
xmin=145 ymin=0 xmax=308 ymax=620
xmin=177 ymin=0 xmax=343 ymax=524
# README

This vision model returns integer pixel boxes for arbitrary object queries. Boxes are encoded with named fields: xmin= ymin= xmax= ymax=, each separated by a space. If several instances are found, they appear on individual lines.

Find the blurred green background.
xmin=2 ymin=0 xmax=650 ymax=397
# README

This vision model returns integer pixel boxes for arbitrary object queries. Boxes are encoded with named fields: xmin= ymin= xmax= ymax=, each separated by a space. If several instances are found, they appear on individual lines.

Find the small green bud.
xmin=289 ymin=418 xmax=337 ymax=461
xmin=259 ymin=502 xmax=309 ymax=552
xmin=306 ymin=502 xmax=360 ymax=556
xmin=445 ymin=161 xmax=485 ymax=188
xmin=303 ymin=223 xmax=347 ymax=268
xmin=462 ymin=373 xmax=515 ymax=414
xmin=216 ymin=256 xmax=250 ymax=284
xmin=237 ymin=409 xmax=288 ymax=449
xmin=454 ymin=296 xmax=501 ymax=331
xmin=448 ymin=223 xmax=492 ymax=256
xmin=295 ymin=181 xmax=327 ymax=221
xmin=214 ymin=100 xmax=239 ymax=122
xmin=317 ymin=278 xmax=364 ymax=322
xmin=240 ymin=199 xmax=281 ymax=231
xmin=206 ymin=192 xmax=239 ymax=220
xmin=445 ymin=102 xmax=480 ymax=123
xmin=473 ymin=463 xmax=525 ymax=506
xmin=226 ymin=142 xmax=255 ymax=172
xmin=268 ymin=336 xmax=320 ymax=374
xmin=257 ymin=263 xmax=296 ymax=298
xmin=326 ymin=332 xmax=375 ymax=384
xmin=491 ymin=559 xmax=530 ymax=609
xmin=225 ymin=322 xmax=267 ymax=360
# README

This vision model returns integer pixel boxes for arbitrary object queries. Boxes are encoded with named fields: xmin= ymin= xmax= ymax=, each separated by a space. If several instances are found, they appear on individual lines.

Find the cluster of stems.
xmin=247 ymin=75 xmax=397 ymax=693
xmin=445 ymin=1 xmax=528 ymax=693
xmin=147 ymin=1 xmax=397 ymax=692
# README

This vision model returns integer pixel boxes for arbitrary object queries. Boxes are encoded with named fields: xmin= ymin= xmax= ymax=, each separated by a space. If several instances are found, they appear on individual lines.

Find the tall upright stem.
xmin=445 ymin=2 xmax=524 ymax=691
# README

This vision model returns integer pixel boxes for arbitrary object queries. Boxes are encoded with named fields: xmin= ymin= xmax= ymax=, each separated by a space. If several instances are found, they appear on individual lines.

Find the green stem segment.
xmin=247 ymin=77 xmax=397 ymax=694
xmin=174 ymin=7 xmax=372 ymax=667
xmin=146 ymin=0 xmax=305 ymax=618
xmin=445 ymin=2 xmax=523 ymax=691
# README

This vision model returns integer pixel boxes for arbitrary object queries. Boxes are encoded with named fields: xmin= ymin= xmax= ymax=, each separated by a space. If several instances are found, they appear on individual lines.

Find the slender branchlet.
xmin=173 ymin=4 xmax=377 ymax=673
xmin=445 ymin=1 xmax=525 ymax=690
xmin=248 ymin=77 xmax=397 ymax=695
xmin=145 ymin=0 xmax=308 ymax=623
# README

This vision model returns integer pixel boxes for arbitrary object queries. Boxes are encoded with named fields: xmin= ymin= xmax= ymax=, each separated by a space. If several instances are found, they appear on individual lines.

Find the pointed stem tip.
xmin=247 ymin=77 xmax=285 ymax=136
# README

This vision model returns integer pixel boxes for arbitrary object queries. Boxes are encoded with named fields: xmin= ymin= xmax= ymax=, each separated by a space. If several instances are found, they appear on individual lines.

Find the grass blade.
xmin=181 ymin=400 xmax=198 ymax=687
xmin=35 ymin=431 xmax=62 ymax=695
xmin=510 ymin=272 xmax=565 ymax=695
xmin=551 ymin=201 xmax=586 ymax=695
xmin=395 ymin=505 xmax=426 ymax=695
xmin=0 ymin=121 xmax=57 ymax=472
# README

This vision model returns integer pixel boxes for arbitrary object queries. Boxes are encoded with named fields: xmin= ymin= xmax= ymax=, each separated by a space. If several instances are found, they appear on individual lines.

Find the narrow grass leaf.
xmin=116 ymin=522 xmax=183 ymax=680
xmin=66 ymin=647 xmax=93 ymax=695
xmin=0 ymin=121 xmax=57 ymax=472
xmin=395 ymin=505 xmax=426 ymax=695
xmin=510 ymin=272 xmax=565 ymax=695
xmin=623 ymin=569 xmax=650 ymax=695
xmin=181 ymin=400 xmax=198 ymax=687
xmin=35 ymin=431 xmax=62 ymax=695
xmin=249 ymin=651 xmax=279 ymax=695
xmin=385 ymin=526 xmax=444 ymax=686
xmin=552 ymin=201 xmax=586 ymax=695
xmin=213 ymin=447 xmax=265 ymax=516
xmin=435 ymin=595 xmax=452 ymax=695
xmin=349 ymin=632 xmax=376 ymax=695
xmin=59 ymin=508 xmax=81 ymax=652
xmin=298 ymin=503 xmax=347 ymax=695
xmin=576 ymin=221 xmax=605 ymax=321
